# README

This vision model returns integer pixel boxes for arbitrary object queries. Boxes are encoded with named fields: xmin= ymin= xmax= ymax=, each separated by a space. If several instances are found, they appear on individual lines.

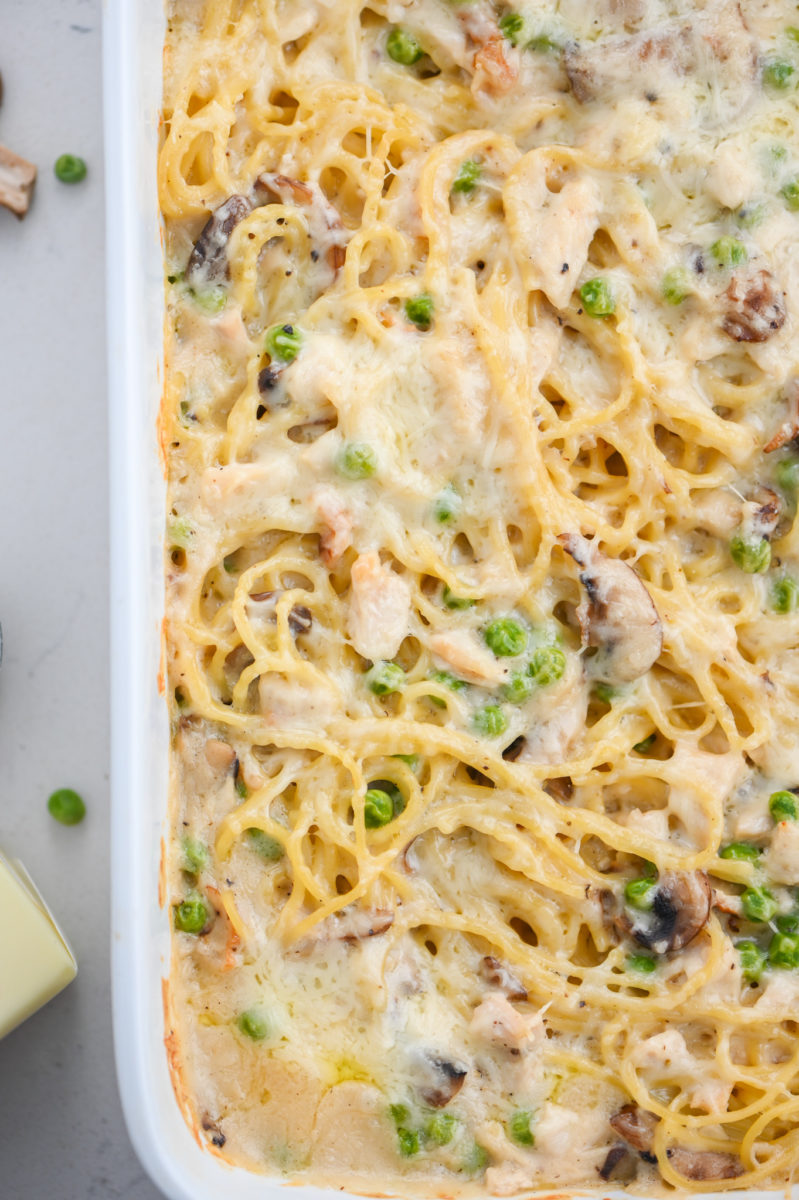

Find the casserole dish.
xmin=105 ymin=6 xmax=329 ymax=1197
xmin=106 ymin=2 xmax=799 ymax=1198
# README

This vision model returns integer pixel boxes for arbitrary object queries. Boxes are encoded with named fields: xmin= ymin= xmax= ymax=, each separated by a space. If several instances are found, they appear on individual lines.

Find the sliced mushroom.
xmin=299 ymin=906 xmax=394 ymax=948
xmin=201 ymin=1113 xmax=227 ymax=1148
xmin=610 ymin=1106 xmax=743 ymax=1180
xmin=186 ymin=193 xmax=252 ymax=285
xmin=722 ymin=269 xmax=786 ymax=343
xmin=598 ymin=1144 xmax=636 ymax=1182
xmin=609 ymin=1104 xmax=658 ymax=1156
xmin=618 ymin=871 xmax=711 ymax=954
xmin=414 ymin=1052 xmax=468 ymax=1108
xmin=247 ymin=590 xmax=313 ymax=635
xmin=479 ymin=955 xmax=528 ymax=1001
xmin=559 ymin=534 xmax=663 ymax=684
xmin=667 ymin=1147 xmax=744 ymax=1181
xmin=749 ymin=486 xmax=781 ymax=541
xmin=0 ymin=143 xmax=37 ymax=218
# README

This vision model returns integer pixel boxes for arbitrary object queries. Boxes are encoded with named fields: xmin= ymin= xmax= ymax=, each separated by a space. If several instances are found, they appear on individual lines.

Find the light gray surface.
xmin=0 ymin=3 xmax=161 ymax=1197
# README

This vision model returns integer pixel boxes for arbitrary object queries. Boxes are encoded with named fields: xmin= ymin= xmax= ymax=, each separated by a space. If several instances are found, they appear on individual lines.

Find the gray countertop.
xmin=0 ymin=3 xmax=161 ymax=1196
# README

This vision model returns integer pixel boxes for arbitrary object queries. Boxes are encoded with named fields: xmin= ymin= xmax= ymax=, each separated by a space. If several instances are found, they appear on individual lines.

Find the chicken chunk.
xmin=347 ymin=552 xmax=411 ymax=661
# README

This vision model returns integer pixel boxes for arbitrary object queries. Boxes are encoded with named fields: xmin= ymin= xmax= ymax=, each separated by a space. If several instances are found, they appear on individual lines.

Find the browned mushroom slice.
xmin=667 ymin=1147 xmax=744 ymax=1181
xmin=414 ymin=1052 xmax=468 ymax=1107
xmin=619 ymin=871 xmax=711 ymax=954
xmin=565 ymin=11 xmax=755 ymax=109
xmin=0 ymin=143 xmax=37 ymax=218
xmin=247 ymin=590 xmax=313 ymax=635
xmin=299 ymin=906 xmax=394 ymax=948
xmin=764 ymin=381 xmax=799 ymax=453
xmin=598 ymin=1144 xmax=636 ymax=1182
xmin=750 ymin=486 xmax=781 ymax=540
xmin=609 ymin=1105 xmax=658 ymax=1157
xmin=201 ymin=1113 xmax=227 ymax=1148
xmin=478 ymin=955 xmax=528 ymax=1001
xmin=722 ymin=269 xmax=786 ymax=343
xmin=559 ymin=534 xmax=662 ymax=684
xmin=186 ymin=193 xmax=252 ymax=285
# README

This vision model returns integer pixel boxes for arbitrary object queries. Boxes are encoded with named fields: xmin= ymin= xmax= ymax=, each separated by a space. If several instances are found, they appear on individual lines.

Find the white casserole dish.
xmin=103 ymin=5 xmax=791 ymax=1199
xmin=105 ymin=6 xmax=332 ymax=1197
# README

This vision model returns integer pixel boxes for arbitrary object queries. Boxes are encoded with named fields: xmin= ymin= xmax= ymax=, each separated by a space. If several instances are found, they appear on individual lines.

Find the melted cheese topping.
xmin=162 ymin=0 xmax=799 ymax=1191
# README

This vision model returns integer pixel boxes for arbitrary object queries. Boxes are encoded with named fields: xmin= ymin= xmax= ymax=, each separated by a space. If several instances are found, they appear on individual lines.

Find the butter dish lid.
xmin=0 ymin=848 xmax=77 ymax=1040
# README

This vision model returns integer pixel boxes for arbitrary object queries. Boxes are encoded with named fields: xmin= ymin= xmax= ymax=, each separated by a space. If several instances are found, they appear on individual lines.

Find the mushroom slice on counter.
xmin=0 ymin=143 xmax=37 ymax=218
xmin=559 ymin=533 xmax=662 ymax=683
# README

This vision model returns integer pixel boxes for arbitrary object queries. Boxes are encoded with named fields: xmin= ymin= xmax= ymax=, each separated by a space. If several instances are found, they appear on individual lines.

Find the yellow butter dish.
xmin=0 ymin=849 xmax=77 ymax=1039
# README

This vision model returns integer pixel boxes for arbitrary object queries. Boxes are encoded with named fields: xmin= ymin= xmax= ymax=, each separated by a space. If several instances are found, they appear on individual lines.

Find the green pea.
xmin=364 ymin=788 xmax=396 ymax=828
xmin=742 ymin=886 xmax=778 ymax=923
xmin=191 ymin=286 xmax=227 ymax=314
xmin=737 ymin=939 xmax=766 ymax=982
xmin=768 ymin=932 xmax=799 ymax=969
xmin=54 ymin=153 xmax=88 ymax=183
xmin=462 ymin=1142 xmax=489 ymax=1175
xmin=237 ymin=1007 xmax=270 ymax=1040
xmin=392 ymin=753 xmax=420 ymax=770
xmin=235 ymin=776 xmax=248 ymax=799
xmin=427 ymin=669 xmax=467 ymax=707
xmin=508 ymin=1109 xmax=534 ymax=1145
xmin=484 ymin=618 xmax=527 ymax=657
xmin=527 ymin=34 xmax=561 ymax=54
xmin=710 ymin=237 xmax=747 ymax=268
xmin=528 ymin=645 xmax=566 ymax=686
xmin=780 ymin=180 xmax=799 ymax=211
xmin=337 ymin=442 xmax=377 ymax=479
xmin=775 ymin=456 xmax=799 ymax=492
xmin=498 ymin=12 xmax=525 ymax=44
xmin=594 ymin=682 xmax=617 ymax=705
xmin=763 ymin=59 xmax=795 ymax=89
xmin=770 ymin=790 xmax=799 ymax=821
xmin=390 ymin=1103 xmax=411 ymax=1126
xmin=771 ymin=577 xmax=799 ymax=614
xmin=181 ymin=836 xmax=208 ymax=876
xmin=626 ymin=953 xmax=657 ymax=974
xmin=397 ymin=1127 xmax=420 ymax=1157
xmin=443 ymin=585 xmax=475 ymax=609
xmin=168 ymin=515 xmax=193 ymax=548
xmin=473 ymin=705 xmax=508 ymax=737
xmin=625 ymin=876 xmax=657 ymax=910
xmin=661 ymin=267 xmax=691 ymax=305
xmin=386 ymin=27 xmax=424 ymax=64
xmin=366 ymin=660 xmax=406 ymax=696
xmin=433 ymin=484 xmax=461 ymax=523
xmin=736 ymin=203 xmax=765 ymax=229
xmin=719 ymin=842 xmax=762 ymax=862
xmin=222 ymin=554 xmax=237 ymax=573
xmin=502 ymin=670 xmax=534 ymax=704
xmin=246 ymin=827 xmax=284 ymax=860
xmin=452 ymin=158 xmax=481 ymax=195
xmin=775 ymin=913 xmax=799 ymax=933
xmin=787 ymin=26 xmax=799 ymax=41
xmin=730 ymin=532 xmax=771 ymax=574
xmin=425 ymin=1112 xmax=457 ymax=1145
xmin=265 ymin=323 xmax=302 ymax=363
xmin=173 ymin=894 xmax=209 ymax=934
xmin=405 ymin=294 xmax=434 ymax=330
xmin=47 ymin=787 xmax=86 ymax=826
xmin=633 ymin=732 xmax=657 ymax=754
xmin=579 ymin=277 xmax=615 ymax=317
